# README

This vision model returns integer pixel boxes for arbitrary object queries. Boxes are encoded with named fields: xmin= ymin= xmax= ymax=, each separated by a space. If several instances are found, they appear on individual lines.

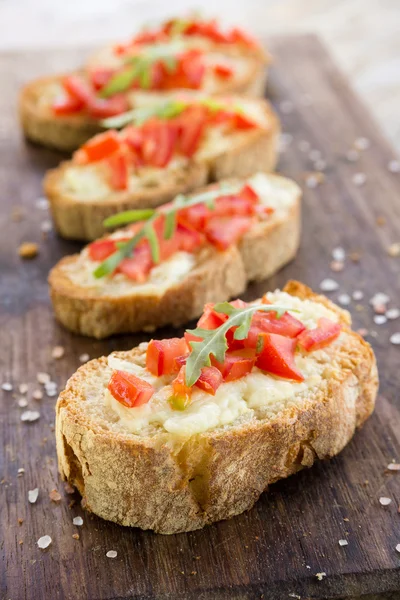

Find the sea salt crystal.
xmin=51 ymin=346 xmax=64 ymax=359
xmin=21 ymin=410 xmax=40 ymax=422
xmin=106 ymin=550 xmax=118 ymax=559
xmin=338 ymin=539 xmax=348 ymax=547
xmin=32 ymin=389 xmax=43 ymax=401
xmin=338 ymin=294 xmax=351 ymax=306
xmin=354 ymin=137 xmax=370 ymax=150
xmin=387 ymin=463 xmax=400 ymax=471
xmin=352 ymin=172 xmax=366 ymax=186
xmin=379 ymin=497 xmax=392 ymax=506
xmin=315 ymin=572 xmax=326 ymax=581
xmin=36 ymin=197 xmax=49 ymax=210
xmin=73 ymin=516 xmax=84 ymax=526
xmin=37 ymin=372 xmax=50 ymax=385
xmin=79 ymin=353 xmax=90 ymax=363
xmin=396 ymin=544 xmax=400 ymax=553
xmin=388 ymin=160 xmax=400 ymax=173
xmin=2 ymin=382 xmax=12 ymax=391
xmin=28 ymin=488 xmax=39 ymax=503
xmin=37 ymin=535 xmax=52 ymax=549
xmin=320 ymin=279 xmax=339 ymax=292
xmin=373 ymin=315 xmax=387 ymax=325
xmin=352 ymin=290 xmax=364 ymax=301
xmin=19 ymin=383 xmax=28 ymax=394
xmin=370 ymin=293 xmax=390 ymax=306
xmin=332 ymin=247 xmax=345 ymax=261
xmin=390 ymin=333 xmax=400 ymax=345
xmin=17 ymin=398 xmax=28 ymax=408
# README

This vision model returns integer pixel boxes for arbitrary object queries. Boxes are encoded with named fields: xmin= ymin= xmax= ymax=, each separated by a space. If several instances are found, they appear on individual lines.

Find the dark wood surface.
xmin=1 ymin=34 xmax=400 ymax=600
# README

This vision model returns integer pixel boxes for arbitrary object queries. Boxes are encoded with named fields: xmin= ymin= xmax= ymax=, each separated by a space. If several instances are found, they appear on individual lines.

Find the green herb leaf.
xmin=101 ymin=99 xmax=187 ymax=129
xmin=184 ymin=303 xmax=290 ymax=386
xmin=164 ymin=210 xmax=177 ymax=239
xmin=144 ymin=222 xmax=160 ymax=263
xmin=103 ymin=209 xmax=155 ymax=228
xmin=100 ymin=62 xmax=141 ymax=98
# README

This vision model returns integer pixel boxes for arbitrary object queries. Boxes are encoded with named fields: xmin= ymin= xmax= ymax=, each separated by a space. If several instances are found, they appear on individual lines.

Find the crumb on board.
xmin=18 ymin=242 xmax=39 ymax=259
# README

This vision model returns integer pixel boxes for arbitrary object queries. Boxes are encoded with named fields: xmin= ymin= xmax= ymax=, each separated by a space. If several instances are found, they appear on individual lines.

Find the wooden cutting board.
xmin=1 ymin=34 xmax=400 ymax=600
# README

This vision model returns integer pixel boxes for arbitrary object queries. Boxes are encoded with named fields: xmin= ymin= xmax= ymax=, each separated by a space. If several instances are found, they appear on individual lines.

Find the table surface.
xmin=0 ymin=0 xmax=399 ymax=151
xmin=1 ymin=34 xmax=400 ymax=600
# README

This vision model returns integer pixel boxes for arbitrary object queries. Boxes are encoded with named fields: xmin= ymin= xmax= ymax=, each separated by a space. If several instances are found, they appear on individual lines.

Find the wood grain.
xmin=1 ymin=35 xmax=400 ymax=600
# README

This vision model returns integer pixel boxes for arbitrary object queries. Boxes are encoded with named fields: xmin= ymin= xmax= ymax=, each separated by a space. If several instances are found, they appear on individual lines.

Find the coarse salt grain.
xmin=354 ymin=137 xmax=370 ymax=150
xmin=352 ymin=290 xmax=364 ymax=301
xmin=79 ymin=353 xmax=90 ymax=363
xmin=332 ymin=247 xmax=345 ymax=261
xmin=315 ymin=572 xmax=326 ymax=581
xmin=338 ymin=539 xmax=348 ymax=547
xmin=21 ymin=410 xmax=40 ymax=422
xmin=352 ymin=172 xmax=366 ymax=186
xmin=51 ymin=346 xmax=64 ymax=360
xmin=73 ymin=516 xmax=84 ymax=526
xmin=346 ymin=149 xmax=359 ymax=162
xmin=330 ymin=260 xmax=344 ymax=272
xmin=106 ymin=550 xmax=118 ymax=558
xmin=379 ymin=497 xmax=392 ymax=506
xmin=19 ymin=383 xmax=28 ymax=394
xmin=37 ymin=372 xmax=50 ymax=385
xmin=396 ymin=544 xmax=400 ymax=553
xmin=338 ymin=293 xmax=351 ymax=306
xmin=388 ymin=160 xmax=400 ymax=173
xmin=36 ymin=197 xmax=49 ymax=210
xmin=18 ymin=468 xmax=25 ymax=475
xmin=387 ymin=463 xmax=400 ymax=471
xmin=390 ymin=333 xmax=400 ymax=345
xmin=320 ymin=279 xmax=339 ymax=292
xmin=28 ymin=488 xmax=39 ymax=503
xmin=32 ymin=389 xmax=43 ymax=401
xmin=387 ymin=243 xmax=400 ymax=257
xmin=2 ymin=382 xmax=12 ymax=391
xmin=370 ymin=293 xmax=390 ymax=306
xmin=37 ymin=535 xmax=52 ymax=549
xmin=387 ymin=308 xmax=400 ymax=320
xmin=374 ymin=315 xmax=387 ymax=325
xmin=17 ymin=398 xmax=28 ymax=408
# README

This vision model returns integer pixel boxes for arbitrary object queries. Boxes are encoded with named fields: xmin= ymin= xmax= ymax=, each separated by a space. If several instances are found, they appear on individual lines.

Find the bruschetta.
xmin=55 ymin=280 xmax=378 ymax=533
xmin=20 ymin=17 xmax=270 ymax=152
xmin=48 ymin=173 xmax=301 ymax=338
xmin=43 ymin=94 xmax=279 ymax=240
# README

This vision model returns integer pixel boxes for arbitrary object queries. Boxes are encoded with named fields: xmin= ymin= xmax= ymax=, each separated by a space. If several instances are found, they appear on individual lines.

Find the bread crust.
xmin=43 ymin=100 xmax=280 ymax=241
xmin=48 ymin=175 xmax=300 ymax=338
xmin=55 ymin=281 xmax=378 ymax=533
xmin=20 ymin=54 xmax=268 ymax=153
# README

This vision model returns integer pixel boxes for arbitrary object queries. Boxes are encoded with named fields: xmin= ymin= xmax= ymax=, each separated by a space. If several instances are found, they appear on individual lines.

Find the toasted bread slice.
xmin=49 ymin=173 xmax=300 ymax=338
xmin=43 ymin=97 xmax=279 ymax=241
xmin=55 ymin=280 xmax=378 ymax=534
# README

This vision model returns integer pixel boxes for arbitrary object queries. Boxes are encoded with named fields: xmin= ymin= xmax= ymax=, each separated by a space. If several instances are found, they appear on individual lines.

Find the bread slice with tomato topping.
xmin=48 ymin=173 xmax=301 ymax=338
xmin=20 ymin=19 xmax=270 ymax=152
xmin=43 ymin=95 xmax=279 ymax=240
xmin=55 ymin=280 xmax=378 ymax=534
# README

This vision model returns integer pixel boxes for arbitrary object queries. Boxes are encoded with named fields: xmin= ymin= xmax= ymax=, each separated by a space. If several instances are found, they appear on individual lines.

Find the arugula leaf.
xmin=185 ymin=303 xmax=290 ymax=386
xmin=99 ymin=63 xmax=141 ymax=98
xmin=93 ymin=230 xmax=145 ymax=278
xmin=163 ymin=210 xmax=177 ymax=239
xmin=103 ymin=209 xmax=155 ymax=228
xmin=144 ymin=222 xmax=160 ymax=263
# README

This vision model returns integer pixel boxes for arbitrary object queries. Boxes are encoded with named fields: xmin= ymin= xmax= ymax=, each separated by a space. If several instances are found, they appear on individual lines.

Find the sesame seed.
xmin=19 ymin=383 xmax=28 ymax=394
xmin=37 ymin=535 xmax=52 ymax=549
xmin=32 ymin=389 xmax=43 ymax=401
xmin=338 ymin=293 xmax=351 ymax=306
xmin=51 ymin=346 xmax=64 ymax=360
xmin=28 ymin=488 xmax=39 ymax=503
xmin=17 ymin=398 xmax=28 ymax=408
xmin=2 ymin=382 xmax=12 ymax=391
xmin=346 ymin=149 xmax=359 ymax=162
xmin=387 ymin=463 xmax=400 ymax=471
xmin=37 ymin=372 xmax=50 ymax=385
xmin=352 ymin=290 xmax=364 ymax=301
xmin=21 ymin=410 xmax=40 ymax=422
xmin=320 ymin=278 xmax=339 ymax=292
xmin=379 ymin=497 xmax=392 ymax=506
xmin=390 ymin=333 xmax=400 ymax=345
xmin=374 ymin=315 xmax=387 ymax=325
xmin=73 ymin=516 xmax=84 ymax=526
xmin=354 ymin=137 xmax=370 ymax=150
xmin=79 ymin=353 xmax=90 ymax=363
xmin=388 ymin=160 xmax=400 ymax=173
xmin=106 ymin=550 xmax=118 ymax=559
xmin=352 ymin=172 xmax=366 ymax=186
xmin=387 ymin=243 xmax=400 ymax=257
xmin=330 ymin=260 xmax=344 ymax=272
xmin=338 ymin=539 xmax=348 ymax=546
xmin=332 ymin=247 xmax=345 ymax=261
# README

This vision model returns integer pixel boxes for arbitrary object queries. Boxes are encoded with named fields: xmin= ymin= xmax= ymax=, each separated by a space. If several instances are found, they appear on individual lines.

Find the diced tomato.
xmin=87 ymin=93 xmax=130 ymax=119
xmin=117 ymin=244 xmax=153 ymax=281
xmin=132 ymin=30 xmax=167 ymax=45
xmin=179 ymin=50 xmax=206 ymax=89
xmin=177 ymin=105 xmax=207 ymax=157
xmin=213 ymin=63 xmax=234 ymax=78
xmin=244 ymin=311 xmax=306 ymax=348
xmin=228 ymin=27 xmax=259 ymax=49
xmin=180 ymin=202 xmax=209 ymax=229
xmin=88 ymin=238 xmax=118 ymax=261
xmin=297 ymin=318 xmax=341 ymax=352
xmin=63 ymin=75 xmax=92 ymax=104
xmin=195 ymin=366 xmax=223 ymax=395
xmin=52 ymin=95 xmax=84 ymax=115
xmin=175 ymin=218 xmax=204 ymax=252
xmin=238 ymin=183 xmax=259 ymax=204
xmin=76 ymin=131 xmax=122 ymax=163
xmin=256 ymin=333 xmax=304 ymax=382
xmin=212 ymin=349 xmax=255 ymax=382
xmin=213 ymin=195 xmax=255 ymax=217
xmin=173 ymin=354 xmax=188 ymax=370
xmin=141 ymin=120 xmax=176 ymax=168
xmin=107 ymin=152 xmax=129 ymax=190
xmin=197 ymin=303 xmax=228 ymax=330
xmin=123 ymin=126 xmax=143 ymax=151
xmin=205 ymin=215 xmax=253 ymax=250
xmin=108 ymin=370 xmax=154 ymax=407
xmin=146 ymin=337 xmax=188 ymax=376
xmin=89 ymin=68 xmax=114 ymax=91
xmin=234 ymin=112 xmax=258 ymax=130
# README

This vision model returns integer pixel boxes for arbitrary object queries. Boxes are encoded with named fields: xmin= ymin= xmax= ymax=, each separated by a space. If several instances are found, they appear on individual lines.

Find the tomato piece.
xmin=141 ymin=120 xmax=176 ymax=168
xmin=123 ymin=126 xmax=143 ymax=151
xmin=89 ymin=68 xmax=114 ymax=91
xmin=205 ymin=216 xmax=253 ymax=250
xmin=244 ymin=311 xmax=306 ymax=348
xmin=87 ymin=94 xmax=129 ymax=119
xmin=197 ymin=303 xmax=228 ymax=330
xmin=175 ymin=218 xmax=204 ymax=252
xmin=238 ymin=183 xmax=259 ymax=204
xmin=117 ymin=244 xmax=153 ymax=281
xmin=179 ymin=50 xmax=206 ymax=89
xmin=108 ymin=370 xmax=154 ymax=407
xmin=76 ymin=131 xmax=122 ymax=163
xmin=195 ymin=366 xmax=223 ymax=395
xmin=146 ymin=337 xmax=188 ymax=376
xmin=52 ymin=95 xmax=84 ymax=115
xmin=256 ymin=333 xmax=304 ymax=382
xmin=297 ymin=318 xmax=341 ymax=352
xmin=234 ymin=112 xmax=258 ymax=130
xmin=63 ymin=75 xmax=92 ymax=104
xmin=88 ymin=238 xmax=118 ymax=261
xmin=184 ymin=331 xmax=202 ymax=346
xmin=107 ymin=152 xmax=129 ymax=190
xmin=177 ymin=106 xmax=207 ymax=158
xmin=179 ymin=203 xmax=210 ymax=229
xmin=213 ymin=195 xmax=255 ymax=217
xmin=213 ymin=63 xmax=234 ymax=78
xmin=212 ymin=349 xmax=255 ymax=382
xmin=228 ymin=27 xmax=259 ymax=49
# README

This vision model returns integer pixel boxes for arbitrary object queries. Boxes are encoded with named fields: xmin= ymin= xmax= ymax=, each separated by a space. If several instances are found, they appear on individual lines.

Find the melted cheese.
xmin=104 ymin=291 xmax=340 ymax=438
